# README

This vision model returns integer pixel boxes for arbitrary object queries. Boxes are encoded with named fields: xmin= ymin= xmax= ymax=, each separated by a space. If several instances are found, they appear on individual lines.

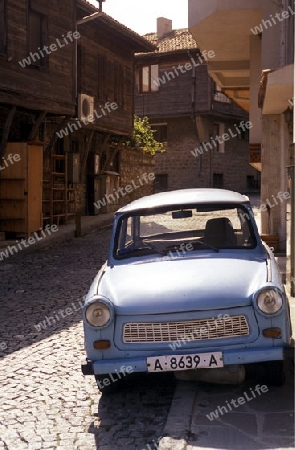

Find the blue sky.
xmin=89 ymin=0 xmax=188 ymax=35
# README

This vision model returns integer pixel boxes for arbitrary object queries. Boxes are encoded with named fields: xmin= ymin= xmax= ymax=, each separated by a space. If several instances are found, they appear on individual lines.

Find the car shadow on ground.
xmin=88 ymin=372 xmax=176 ymax=450
xmin=86 ymin=363 xmax=294 ymax=450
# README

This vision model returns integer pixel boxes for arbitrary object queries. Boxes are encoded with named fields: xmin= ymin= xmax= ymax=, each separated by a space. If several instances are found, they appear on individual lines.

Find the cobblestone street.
xmin=0 ymin=228 xmax=175 ymax=450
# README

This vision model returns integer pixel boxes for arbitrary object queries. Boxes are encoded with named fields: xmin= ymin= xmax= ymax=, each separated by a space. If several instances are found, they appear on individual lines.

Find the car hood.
xmin=97 ymin=255 xmax=267 ymax=315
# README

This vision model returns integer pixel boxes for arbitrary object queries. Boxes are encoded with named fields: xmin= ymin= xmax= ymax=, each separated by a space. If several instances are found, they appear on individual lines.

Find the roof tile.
xmin=144 ymin=29 xmax=198 ymax=53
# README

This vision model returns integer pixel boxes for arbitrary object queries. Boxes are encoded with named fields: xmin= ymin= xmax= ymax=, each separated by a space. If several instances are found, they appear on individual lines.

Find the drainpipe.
xmin=187 ymin=49 xmax=203 ymax=180
xmin=75 ymin=6 xmax=104 ymax=111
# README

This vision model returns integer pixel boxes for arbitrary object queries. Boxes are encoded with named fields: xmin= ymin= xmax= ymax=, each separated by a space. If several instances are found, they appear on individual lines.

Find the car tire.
xmin=263 ymin=361 xmax=285 ymax=386
xmin=95 ymin=374 xmax=124 ymax=394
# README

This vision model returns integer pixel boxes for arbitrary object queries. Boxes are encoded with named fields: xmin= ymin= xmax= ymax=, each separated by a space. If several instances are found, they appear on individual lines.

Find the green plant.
xmin=125 ymin=115 xmax=165 ymax=155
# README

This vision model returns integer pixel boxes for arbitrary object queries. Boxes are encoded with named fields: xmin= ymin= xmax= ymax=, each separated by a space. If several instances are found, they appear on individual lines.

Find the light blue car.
xmin=81 ymin=189 xmax=293 ymax=393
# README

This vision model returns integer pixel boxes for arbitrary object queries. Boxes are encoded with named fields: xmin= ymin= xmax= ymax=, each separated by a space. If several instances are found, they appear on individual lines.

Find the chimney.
xmin=157 ymin=17 xmax=172 ymax=40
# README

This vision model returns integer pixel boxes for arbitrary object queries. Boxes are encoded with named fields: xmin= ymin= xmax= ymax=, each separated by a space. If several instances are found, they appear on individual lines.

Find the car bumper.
xmin=81 ymin=346 xmax=293 ymax=375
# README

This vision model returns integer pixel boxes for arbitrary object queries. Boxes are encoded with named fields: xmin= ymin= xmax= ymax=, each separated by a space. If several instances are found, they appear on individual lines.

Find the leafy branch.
xmin=125 ymin=115 xmax=165 ymax=156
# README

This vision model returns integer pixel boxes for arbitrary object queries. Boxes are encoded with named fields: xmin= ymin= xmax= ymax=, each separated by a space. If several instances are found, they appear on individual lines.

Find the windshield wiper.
xmin=194 ymin=240 xmax=219 ymax=253
xmin=142 ymin=240 xmax=168 ymax=255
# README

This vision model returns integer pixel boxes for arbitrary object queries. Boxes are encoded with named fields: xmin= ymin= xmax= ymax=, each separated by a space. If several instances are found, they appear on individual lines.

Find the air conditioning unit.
xmin=78 ymin=94 xmax=94 ymax=122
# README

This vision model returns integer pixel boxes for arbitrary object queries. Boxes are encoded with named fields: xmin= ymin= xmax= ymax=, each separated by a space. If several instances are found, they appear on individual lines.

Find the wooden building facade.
xmin=0 ymin=0 xmax=154 ymax=238
xmin=134 ymin=18 xmax=259 ymax=193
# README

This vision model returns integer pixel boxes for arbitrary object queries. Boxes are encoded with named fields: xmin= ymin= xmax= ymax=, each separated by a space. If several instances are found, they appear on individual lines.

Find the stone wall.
xmin=118 ymin=147 xmax=155 ymax=206
xmin=154 ymin=117 xmax=258 ymax=193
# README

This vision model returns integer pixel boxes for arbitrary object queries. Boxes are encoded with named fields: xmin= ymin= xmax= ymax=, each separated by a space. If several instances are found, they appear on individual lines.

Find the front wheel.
xmin=263 ymin=361 xmax=285 ymax=386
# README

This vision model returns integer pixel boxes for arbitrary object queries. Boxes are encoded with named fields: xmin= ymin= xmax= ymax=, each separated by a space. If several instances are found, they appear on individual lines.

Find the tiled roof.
xmin=143 ymin=29 xmax=198 ymax=53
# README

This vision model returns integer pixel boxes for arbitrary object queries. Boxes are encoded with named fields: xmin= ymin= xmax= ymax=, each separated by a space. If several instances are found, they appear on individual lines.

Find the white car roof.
xmin=117 ymin=188 xmax=250 ymax=213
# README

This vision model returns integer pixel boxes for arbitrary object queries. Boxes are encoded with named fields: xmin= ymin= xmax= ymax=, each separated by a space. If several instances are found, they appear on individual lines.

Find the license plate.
xmin=147 ymin=352 xmax=223 ymax=372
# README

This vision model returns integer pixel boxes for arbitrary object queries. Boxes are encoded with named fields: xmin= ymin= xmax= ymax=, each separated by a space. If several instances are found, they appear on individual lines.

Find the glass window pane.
xmin=151 ymin=65 xmax=159 ymax=91
xmin=115 ymin=205 xmax=257 ymax=258
xmin=142 ymin=66 xmax=150 ymax=92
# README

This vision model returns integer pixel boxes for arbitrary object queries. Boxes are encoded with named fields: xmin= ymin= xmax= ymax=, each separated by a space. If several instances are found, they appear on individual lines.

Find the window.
xmin=114 ymin=204 xmax=257 ymax=260
xmin=139 ymin=65 xmax=159 ymax=93
xmin=214 ymin=84 xmax=231 ymax=103
xmin=213 ymin=173 xmax=224 ymax=189
xmin=154 ymin=174 xmax=168 ymax=192
xmin=152 ymin=124 xmax=168 ymax=143
xmin=0 ymin=0 xmax=6 ymax=54
xmin=237 ymin=128 xmax=249 ymax=141
xmin=246 ymin=175 xmax=258 ymax=190
xmin=28 ymin=5 xmax=48 ymax=67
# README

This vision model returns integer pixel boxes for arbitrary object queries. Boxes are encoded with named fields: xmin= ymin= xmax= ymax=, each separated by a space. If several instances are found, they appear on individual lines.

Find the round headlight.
xmin=257 ymin=289 xmax=283 ymax=314
xmin=85 ymin=301 xmax=111 ymax=327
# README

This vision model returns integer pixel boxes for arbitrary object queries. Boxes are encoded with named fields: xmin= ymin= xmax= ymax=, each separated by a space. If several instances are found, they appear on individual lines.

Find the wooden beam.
xmin=102 ymin=138 xmax=124 ymax=172
xmin=103 ymin=146 xmax=118 ymax=172
xmin=101 ymin=135 xmax=116 ymax=172
xmin=0 ymin=106 xmax=16 ymax=159
xmin=44 ymin=118 xmax=70 ymax=157
xmin=28 ymin=111 xmax=47 ymax=141
xmin=80 ymin=130 xmax=95 ymax=182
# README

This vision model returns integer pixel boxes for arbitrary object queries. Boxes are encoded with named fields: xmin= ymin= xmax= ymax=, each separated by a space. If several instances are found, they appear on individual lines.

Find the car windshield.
xmin=114 ymin=203 xmax=257 ymax=259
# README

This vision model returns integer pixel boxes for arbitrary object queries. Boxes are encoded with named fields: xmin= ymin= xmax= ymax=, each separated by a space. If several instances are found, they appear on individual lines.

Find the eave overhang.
xmin=260 ymin=65 xmax=294 ymax=115
xmin=188 ymin=4 xmax=263 ymax=113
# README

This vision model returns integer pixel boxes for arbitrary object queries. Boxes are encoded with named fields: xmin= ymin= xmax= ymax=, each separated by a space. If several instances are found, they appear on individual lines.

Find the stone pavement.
xmin=0 ymin=226 xmax=176 ymax=450
xmin=158 ymin=360 xmax=294 ymax=450
xmin=1 ymin=196 xmax=294 ymax=450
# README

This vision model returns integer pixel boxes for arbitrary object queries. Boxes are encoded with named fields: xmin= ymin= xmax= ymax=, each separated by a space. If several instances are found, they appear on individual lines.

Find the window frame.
xmin=237 ymin=128 xmax=250 ymax=141
xmin=139 ymin=64 xmax=159 ymax=93
xmin=213 ymin=173 xmax=224 ymax=189
xmin=28 ymin=3 xmax=48 ymax=69
xmin=154 ymin=173 xmax=168 ymax=192
xmin=213 ymin=123 xmax=225 ymax=153
xmin=113 ymin=203 xmax=257 ymax=260
xmin=151 ymin=123 xmax=168 ymax=143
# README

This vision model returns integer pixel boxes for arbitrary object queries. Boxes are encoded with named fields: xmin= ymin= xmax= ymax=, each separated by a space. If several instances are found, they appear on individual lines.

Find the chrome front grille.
xmin=123 ymin=315 xmax=249 ymax=344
